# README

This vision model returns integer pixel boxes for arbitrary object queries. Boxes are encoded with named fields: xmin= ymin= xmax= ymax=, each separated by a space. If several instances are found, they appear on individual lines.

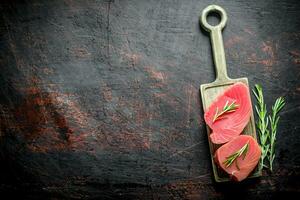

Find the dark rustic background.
xmin=0 ymin=0 xmax=299 ymax=199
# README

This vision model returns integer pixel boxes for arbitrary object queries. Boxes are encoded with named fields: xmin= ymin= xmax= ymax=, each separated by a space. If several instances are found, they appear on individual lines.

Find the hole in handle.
xmin=201 ymin=5 xmax=227 ymax=32
xmin=207 ymin=12 xmax=221 ymax=26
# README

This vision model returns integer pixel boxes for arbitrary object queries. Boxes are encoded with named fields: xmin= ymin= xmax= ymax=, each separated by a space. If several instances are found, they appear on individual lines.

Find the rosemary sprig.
xmin=213 ymin=100 xmax=239 ymax=122
xmin=223 ymin=141 xmax=249 ymax=170
xmin=253 ymin=84 xmax=285 ymax=172
xmin=253 ymin=84 xmax=269 ymax=171
xmin=268 ymin=97 xmax=285 ymax=172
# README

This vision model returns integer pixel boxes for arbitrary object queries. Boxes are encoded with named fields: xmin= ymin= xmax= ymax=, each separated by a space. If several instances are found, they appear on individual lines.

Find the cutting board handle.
xmin=200 ymin=5 xmax=230 ymax=82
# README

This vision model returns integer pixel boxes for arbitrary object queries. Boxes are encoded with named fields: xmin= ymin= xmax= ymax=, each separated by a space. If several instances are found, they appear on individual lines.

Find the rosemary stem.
xmin=253 ymin=84 xmax=285 ymax=172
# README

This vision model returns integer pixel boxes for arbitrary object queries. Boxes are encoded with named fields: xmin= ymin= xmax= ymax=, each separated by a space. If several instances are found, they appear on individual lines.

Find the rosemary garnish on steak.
xmin=213 ymin=100 xmax=239 ymax=123
xmin=223 ymin=141 xmax=249 ymax=170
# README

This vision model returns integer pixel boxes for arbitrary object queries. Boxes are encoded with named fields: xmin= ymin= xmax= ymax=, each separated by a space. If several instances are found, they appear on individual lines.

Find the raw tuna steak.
xmin=204 ymin=82 xmax=252 ymax=144
xmin=215 ymin=135 xmax=261 ymax=181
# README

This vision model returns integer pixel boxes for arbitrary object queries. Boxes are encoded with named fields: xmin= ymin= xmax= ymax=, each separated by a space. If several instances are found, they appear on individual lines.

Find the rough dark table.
xmin=0 ymin=0 xmax=299 ymax=199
